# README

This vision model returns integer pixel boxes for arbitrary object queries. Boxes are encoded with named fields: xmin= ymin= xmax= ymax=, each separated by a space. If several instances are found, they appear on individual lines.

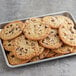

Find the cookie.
xmin=55 ymin=16 xmax=74 ymax=26
xmin=23 ymin=17 xmax=51 ymax=40
xmin=53 ymin=45 xmax=73 ymax=54
xmin=54 ymin=53 xmax=64 ymax=57
xmin=43 ymin=16 xmax=59 ymax=28
xmin=42 ymin=16 xmax=74 ymax=28
xmin=30 ymin=56 xmax=40 ymax=62
xmin=39 ymin=48 xmax=50 ymax=59
xmin=13 ymin=35 xmax=39 ymax=60
xmin=37 ymin=44 xmax=44 ymax=56
xmin=71 ymin=47 xmax=76 ymax=53
xmin=30 ymin=45 xmax=44 ymax=62
xmin=0 ymin=21 xmax=24 ymax=40
xmin=59 ymin=23 xmax=76 ymax=46
xmin=7 ymin=52 xmax=29 ymax=65
xmin=46 ymin=50 xmax=56 ymax=58
xmin=39 ymin=29 xmax=63 ymax=49
xmin=3 ymin=40 xmax=14 ymax=51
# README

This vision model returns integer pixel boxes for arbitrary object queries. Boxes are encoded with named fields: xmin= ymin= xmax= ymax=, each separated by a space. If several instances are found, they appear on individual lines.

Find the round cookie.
xmin=0 ymin=21 xmax=24 ymax=40
xmin=39 ymin=29 xmax=63 ymax=49
xmin=59 ymin=23 xmax=76 ymax=46
xmin=42 ymin=16 xmax=74 ymax=28
xmin=3 ymin=40 xmax=14 ymax=51
xmin=23 ymin=17 xmax=51 ymax=40
xmin=13 ymin=35 xmax=39 ymax=60
xmin=7 ymin=52 xmax=29 ymax=65
xmin=52 ymin=45 xmax=74 ymax=54
xmin=39 ymin=48 xmax=50 ymax=59
xmin=46 ymin=50 xmax=56 ymax=58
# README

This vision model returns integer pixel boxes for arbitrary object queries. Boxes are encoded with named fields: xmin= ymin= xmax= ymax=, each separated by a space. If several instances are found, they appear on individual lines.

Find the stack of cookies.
xmin=0 ymin=15 xmax=76 ymax=65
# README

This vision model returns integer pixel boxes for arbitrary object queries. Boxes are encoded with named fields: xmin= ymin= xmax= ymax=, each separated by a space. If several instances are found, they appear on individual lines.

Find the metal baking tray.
xmin=0 ymin=11 xmax=76 ymax=68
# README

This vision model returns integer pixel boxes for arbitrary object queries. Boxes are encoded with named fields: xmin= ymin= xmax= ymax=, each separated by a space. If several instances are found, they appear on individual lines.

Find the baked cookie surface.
xmin=23 ymin=18 xmax=51 ymax=40
xmin=39 ymin=29 xmax=63 ymax=49
xmin=39 ymin=48 xmax=50 ymax=59
xmin=13 ymin=35 xmax=39 ymax=60
xmin=53 ymin=45 xmax=73 ymax=54
xmin=46 ymin=50 xmax=56 ymax=58
xmin=0 ymin=21 xmax=24 ymax=40
xmin=59 ymin=23 xmax=76 ymax=46
xmin=30 ymin=56 xmax=40 ymax=62
xmin=3 ymin=40 xmax=14 ymax=51
xmin=7 ymin=52 xmax=29 ymax=65
xmin=42 ymin=16 xmax=74 ymax=28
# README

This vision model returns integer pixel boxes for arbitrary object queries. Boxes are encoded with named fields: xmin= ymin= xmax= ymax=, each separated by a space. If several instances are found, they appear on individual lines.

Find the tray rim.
xmin=0 ymin=11 xmax=76 ymax=68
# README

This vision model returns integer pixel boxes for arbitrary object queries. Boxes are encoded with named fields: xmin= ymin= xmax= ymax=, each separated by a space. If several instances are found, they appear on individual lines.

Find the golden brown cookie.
xmin=52 ymin=45 xmax=74 ymax=54
xmin=23 ymin=17 xmax=51 ymax=40
xmin=46 ymin=50 xmax=56 ymax=58
xmin=42 ymin=16 xmax=58 ymax=28
xmin=59 ymin=23 xmax=76 ymax=46
xmin=30 ymin=56 xmax=40 ymax=62
xmin=54 ymin=53 xmax=64 ymax=57
xmin=39 ymin=29 xmax=63 ymax=49
xmin=39 ymin=48 xmax=50 ymax=59
xmin=55 ymin=16 xmax=74 ymax=26
xmin=13 ymin=35 xmax=39 ymax=60
xmin=30 ymin=45 xmax=44 ymax=62
xmin=0 ymin=21 xmax=24 ymax=40
xmin=7 ymin=52 xmax=29 ymax=65
xmin=42 ymin=16 xmax=74 ymax=29
xmin=71 ymin=47 xmax=76 ymax=53
xmin=37 ymin=44 xmax=44 ymax=56
xmin=3 ymin=40 xmax=14 ymax=51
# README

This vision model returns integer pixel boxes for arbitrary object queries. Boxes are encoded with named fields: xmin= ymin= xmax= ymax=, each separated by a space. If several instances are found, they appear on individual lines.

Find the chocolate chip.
xmin=45 ymin=26 xmax=48 ymax=28
xmin=10 ymin=25 xmax=13 ymax=27
xmin=5 ymin=32 xmax=8 ymax=34
xmin=19 ymin=53 xmax=22 ymax=55
xmin=8 ymin=44 xmax=11 ymax=46
xmin=20 ymin=48 xmax=23 ymax=51
xmin=16 ymin=28 xmax=18 ymax=30
xmin=28 ymin=32 xmax=30 ymax=34
xmin=68 ymin=23 xmax=72 ymax=25
xmin=70 ymin=38 xmax=73 ymax=40
xmin=25 ymin=49 xmax=28 ymax=51
xmin=26 ymin=41 xmax=28 ymax=44
xmin=9 ymin=29 xmax=14 ymax=33
xmin=56 ymin=33 xmax=59 ymax=36
xmin=6 ymin=26 xmax=9 ymax=28
xmin=51 ymin=19 xmax=54 ymax=22
xmin=11 ymin=55 xmax=14 ymax=58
